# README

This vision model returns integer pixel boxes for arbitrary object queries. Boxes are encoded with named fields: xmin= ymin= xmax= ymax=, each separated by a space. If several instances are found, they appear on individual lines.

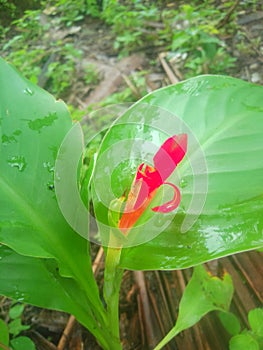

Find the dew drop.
xmin=180 ymin=178 xmax=188 ymax=188
xmin=8 ymin=156 xmax=27 ymax=171
xmin=47 ymin=181 xmax=55 ymax=191
xmin=43 ymin=161 xmax=54 ymax=173
xmin=13 ymin=286 xmax=26 ymax=302
xmin=23 ymin=87 xmax=34 ymax=96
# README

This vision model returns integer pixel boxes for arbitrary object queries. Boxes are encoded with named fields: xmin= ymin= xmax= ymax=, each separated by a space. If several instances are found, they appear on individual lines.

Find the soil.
xmin=1 ymin=2 xmax=263 ymax=350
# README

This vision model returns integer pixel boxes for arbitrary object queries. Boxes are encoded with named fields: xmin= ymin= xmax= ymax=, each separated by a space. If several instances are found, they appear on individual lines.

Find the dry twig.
xmin=158 ymin=53 xmax=180 ymax=84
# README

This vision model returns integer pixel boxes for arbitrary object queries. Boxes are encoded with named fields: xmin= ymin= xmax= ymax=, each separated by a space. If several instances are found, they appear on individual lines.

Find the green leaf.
xmin=9 ymin=304 xmax=24 ymax=320
xmin=229 ymin=333 xmax=259 ymax=350
xmin=0 ymin=58 xmax=108 ymax=344
xmin=0 ymin=319 xmax=9 ymax=346
xmin=0 ymin=245 xmax=118 ymax=349
xmin=8 ymin=318 xmax=29 ymax=337
xmin=218 ymin=311 xmax=241 ymax=336
xmin=0 ymin=57 xmax=87 ymax=276
xmin=92 ymin=75 xmax=263 ymax=269
xmin=154 ymin=265 xmax=234 ymax=349
xmin=10 ymin=336 xmax=36 ymax=350
xmin=248 ymin=308 xmax=263 ymax=337
xmin=0 ymin=245 xmax=88 ymax=320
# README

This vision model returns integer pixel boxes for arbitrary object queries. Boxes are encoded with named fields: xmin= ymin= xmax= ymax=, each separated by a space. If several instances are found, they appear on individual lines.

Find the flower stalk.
xmin=102 ymin=133 xmax=187 ymax=349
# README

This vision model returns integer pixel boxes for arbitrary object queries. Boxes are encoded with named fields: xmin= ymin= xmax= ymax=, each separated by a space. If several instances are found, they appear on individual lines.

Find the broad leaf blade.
xmin=0 ymin=58 xmax=103 ymax=325
xmin=91 ymin=75 xmax=263 ymax=268
xmin=0 ymin=58 xmax=81 ymax=266
xmin=114 ymin=76 xmax=263 ymax=269
xmin=0 ymin=244 xmax=102 ymax=334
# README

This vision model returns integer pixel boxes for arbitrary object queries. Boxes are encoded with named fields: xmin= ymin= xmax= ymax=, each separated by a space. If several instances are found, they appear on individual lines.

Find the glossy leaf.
xmin=0 ymin=245 xmax=102 ymax=336
xmin=92 ymin=75 xmax=263 ymax=269
xmin=154 ymin=265 xmax=233 ymax=349
xmin=0 ymin=58 xmax=108 ymax=343
xmin=0 ymin=58 xmax=86 ymax=274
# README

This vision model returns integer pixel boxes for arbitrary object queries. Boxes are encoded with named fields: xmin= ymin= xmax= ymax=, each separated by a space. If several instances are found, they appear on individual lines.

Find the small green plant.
xmin=84 ymin=63 xmax=100 ymax=85
xmin=219 ymin=308 xmax=263 ymax=349
xmin=0 ymin=301 xmax=36 ymax=350
xmin=44 ymin=0 xmax=102 ymax=26
xmin=161 ymin=2 xmax=236 ymax=76
xmin=0 ymin=0 xmax=17 ymax=25
xmin=1 ymin=6 xmax=83 ymax=97
xmin=45 ymin=43 xmax=83 ymax=96
xmin=101 ymin=0 xmax=237 ymax=73
xmin=102 ymin=0 xmax=160 ymax=56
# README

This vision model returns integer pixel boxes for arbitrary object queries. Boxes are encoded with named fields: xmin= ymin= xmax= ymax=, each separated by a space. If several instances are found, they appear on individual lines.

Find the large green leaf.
xmin=0 ymin=58 xmax=106 ymax=337
xmin=92 ymin=75 xmax=263 ymax=269
xmin=0 ymin=244 xmax=105 ymax=338
xmin=154 ymin=265 xmax=233 ymax=349
xmin=0 ymin=58 xmax=82 ymax=270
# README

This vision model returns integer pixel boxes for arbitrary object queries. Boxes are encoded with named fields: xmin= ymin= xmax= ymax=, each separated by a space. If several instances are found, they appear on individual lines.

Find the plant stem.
xmin=103 ymin=232 xmax=124 ymax=349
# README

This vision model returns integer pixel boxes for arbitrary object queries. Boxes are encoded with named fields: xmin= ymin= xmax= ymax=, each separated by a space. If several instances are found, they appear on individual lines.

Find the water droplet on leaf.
xmin=8 ymin=156 xmax=27 ymax=171
xmin=13 ymin=286 xmax=26 ymax=302
xmin=180 ymin=178 xmax=188 ymax=188
xmin=43 ymin=161 xmax=54 ymax=173
xmin=47 ymin=181 xmax=55 ymax=191
xmin=23 ymin=87 xmax=34 ymax=96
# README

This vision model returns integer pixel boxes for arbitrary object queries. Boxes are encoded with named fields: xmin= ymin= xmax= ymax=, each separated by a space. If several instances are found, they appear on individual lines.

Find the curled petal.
xmin=151 ymin=182 xmax=181 ymax=213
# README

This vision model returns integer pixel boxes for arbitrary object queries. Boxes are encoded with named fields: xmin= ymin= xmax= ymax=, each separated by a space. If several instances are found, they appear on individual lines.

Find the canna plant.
xmin=0 ymin=56 xmax=263 ymax=349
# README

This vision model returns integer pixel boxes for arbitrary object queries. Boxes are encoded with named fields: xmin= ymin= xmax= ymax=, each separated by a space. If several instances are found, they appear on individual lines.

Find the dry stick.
xmin=154 ymin=272 xmax=174 ymax=327
xmin=30 ymin=330 xmax=59 ymax=350
xmin=147 ymin=288 xmax=172 ymax=350
xmin=216 ymin=0 xmax=239 ymax=29
xmin=57 ymin=246 xmax=104 ymax=350
xmin=136 ymin=293 xmax=146 ymax=346
xmin=133 ymin=271 xmax=157 ymax=349
xmin=158 ymin=53 xmax=180 ymax=84
xmin=122 ymin=73 xmax=142 ymax=99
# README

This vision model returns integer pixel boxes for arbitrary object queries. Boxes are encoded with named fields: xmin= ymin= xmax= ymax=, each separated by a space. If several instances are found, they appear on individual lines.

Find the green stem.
xmin=103 ymin=232 xmax=124 ymax=350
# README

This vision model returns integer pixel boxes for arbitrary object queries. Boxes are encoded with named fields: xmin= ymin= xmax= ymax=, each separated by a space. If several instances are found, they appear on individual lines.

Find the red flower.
xmin=119 ymin=134 xmax=187 ymax=234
